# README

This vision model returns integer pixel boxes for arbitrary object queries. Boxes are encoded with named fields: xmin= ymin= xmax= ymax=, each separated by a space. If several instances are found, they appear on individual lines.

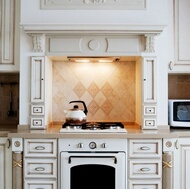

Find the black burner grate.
xmin=62 ymin=122 xmax=124 ymax=130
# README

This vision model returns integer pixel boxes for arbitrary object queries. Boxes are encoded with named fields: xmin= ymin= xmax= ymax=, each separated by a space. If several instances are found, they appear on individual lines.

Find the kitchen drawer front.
xmin=24 ymin=139 xmax=57 ymax=157
xmin=143 ymin=118 xmax=157 ymax=129
xmin=24 ymin=159 xmax=57 ymax=178
xmin=129 ymin=139 xmax=162 ymax=158
xmin=129 ymin=160 xmax=161 ymax=179
xmin=30 ymin=117 xmax=46 ymax=129
xmin=144 ymin=105 xmax=157 ymax=116
xmin=31 ymin=105 xmax=45 ymax=115
xmin=129 ymin=180 xmax=161 ymax=189
xmin=25 ymin=180 xmax=57 ymax=189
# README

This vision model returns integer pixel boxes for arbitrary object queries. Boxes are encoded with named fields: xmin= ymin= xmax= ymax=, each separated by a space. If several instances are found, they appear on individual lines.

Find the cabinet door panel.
xmin=31 ymin=57 xmax=45 ymax=102
xmin=0 ymin=138 xmax=12 ymax=189
xmin=175 ymin=0 xmax=190 ymax=63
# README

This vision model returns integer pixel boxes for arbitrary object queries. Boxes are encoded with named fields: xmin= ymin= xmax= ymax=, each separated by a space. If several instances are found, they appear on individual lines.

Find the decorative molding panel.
xmin=0 ymin=0 xmax=14 ymax=64
xmin=47 ymin=35 xmax=142 ymax=56
xmin=41 ymin=0 xmax=146 ymax=10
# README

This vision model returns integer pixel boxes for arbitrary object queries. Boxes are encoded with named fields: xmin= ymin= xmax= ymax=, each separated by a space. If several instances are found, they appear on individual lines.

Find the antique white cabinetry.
xmin=128 ymin=139 xmax=162 ymax=189
xmin=169 ymin=0 xmax=190 ymax=73
xmin=0 ymin=137 xmax=12 ymax=189
xmin=30 ymin=57 xmax=52 ymax=129
xmin=0 ymin=0 xmax=14 ymax=64
xmin=24 ymin=139 xmax=57 ymax=189
xmin=141 ymin=56 xmax=157 ymax=129
xmin=30 ymin=57 xmax=45 ymax=129
xmin=163 ymin=138 xmax=190 ymax=189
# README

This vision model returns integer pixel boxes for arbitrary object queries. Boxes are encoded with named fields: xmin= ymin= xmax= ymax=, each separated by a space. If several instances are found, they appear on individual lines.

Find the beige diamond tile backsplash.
xmin=52 ymin=61 xmax=136 ymax=122
xmin=168 ymin=74 xmax=190 ymax=99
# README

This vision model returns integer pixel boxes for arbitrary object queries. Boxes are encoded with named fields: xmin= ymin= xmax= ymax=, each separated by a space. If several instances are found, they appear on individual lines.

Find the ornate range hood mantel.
xmin=21 ymin=23 xmax=165 ymax=53
xmin=21 ymin=23 xmax=165 ymax=35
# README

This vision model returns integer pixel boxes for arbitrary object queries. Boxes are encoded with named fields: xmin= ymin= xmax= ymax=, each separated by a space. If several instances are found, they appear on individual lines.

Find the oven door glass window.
xmin=60 ymin=152 xmax=126 ymax=189
xmin=71 ymin=164 xmax=115 ymax=189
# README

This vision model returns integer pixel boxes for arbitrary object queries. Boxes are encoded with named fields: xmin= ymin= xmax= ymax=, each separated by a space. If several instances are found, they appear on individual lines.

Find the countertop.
xmin=1 ymin=124 xmax=190 ymax=138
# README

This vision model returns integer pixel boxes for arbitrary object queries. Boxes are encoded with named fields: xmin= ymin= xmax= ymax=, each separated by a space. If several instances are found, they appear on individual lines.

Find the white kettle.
xmin=64 ymin=101 xmax=88 ymax=124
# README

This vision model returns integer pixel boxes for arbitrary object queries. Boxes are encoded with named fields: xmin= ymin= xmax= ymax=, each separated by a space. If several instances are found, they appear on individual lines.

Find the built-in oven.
xmin=58 ymin=137 xmax=127 ymax=189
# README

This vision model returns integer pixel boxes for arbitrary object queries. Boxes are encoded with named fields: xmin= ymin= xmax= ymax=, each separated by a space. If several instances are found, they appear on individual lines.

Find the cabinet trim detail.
xmin=40 ymin=0 xmax=146 ymax=10
xmin=31 ymin=57 xmax=45 ymax=103
xmin=0 ymin=0 xmax=14 ymax=64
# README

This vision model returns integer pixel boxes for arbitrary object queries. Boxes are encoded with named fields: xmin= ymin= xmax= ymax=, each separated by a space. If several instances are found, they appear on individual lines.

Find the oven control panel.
xmin=59 ymin=138 xmax=127 ymax=152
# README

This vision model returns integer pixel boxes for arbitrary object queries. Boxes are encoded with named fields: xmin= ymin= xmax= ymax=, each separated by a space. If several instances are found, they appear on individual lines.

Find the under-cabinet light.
xmin=67 ymin=57 xmax=120 ymax=63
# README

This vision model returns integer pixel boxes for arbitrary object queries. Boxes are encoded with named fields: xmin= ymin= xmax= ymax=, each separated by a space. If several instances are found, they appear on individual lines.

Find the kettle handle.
xmin=69 ymin=101 xmax=88 ymax=115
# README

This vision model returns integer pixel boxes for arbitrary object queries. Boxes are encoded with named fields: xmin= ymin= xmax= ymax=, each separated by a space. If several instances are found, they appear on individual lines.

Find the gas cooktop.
xmin=59 ymin=122 xmax=127 ymax=133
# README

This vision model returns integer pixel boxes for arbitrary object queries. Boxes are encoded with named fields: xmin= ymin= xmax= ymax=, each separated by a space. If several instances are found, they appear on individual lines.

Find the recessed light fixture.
xmin=67 ymin=57 xmax=120 ymax=63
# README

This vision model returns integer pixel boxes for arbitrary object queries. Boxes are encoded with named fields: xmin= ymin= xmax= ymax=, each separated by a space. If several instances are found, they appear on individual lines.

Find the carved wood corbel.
xmin=144 ymin=34 xmax=156 ymax=53
xmin=31 ymin=34 xmax=45 ymax=52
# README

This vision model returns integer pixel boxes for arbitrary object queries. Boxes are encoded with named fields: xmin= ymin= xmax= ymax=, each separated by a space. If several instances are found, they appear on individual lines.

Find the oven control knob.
xmin=101 ymin=143 xmax=108 ymax=148
xmin=89 ymin=142 xmax=96 ymax=149
xmin=78 ymin=143 xmax=84 ymax=148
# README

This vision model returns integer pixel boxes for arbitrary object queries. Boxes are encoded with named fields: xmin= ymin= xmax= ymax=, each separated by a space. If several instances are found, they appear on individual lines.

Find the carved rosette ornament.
xmin=31 ymin=34 xmax=45 ymax=52
xmin=145 ymin=34 xmax=156 ymax=53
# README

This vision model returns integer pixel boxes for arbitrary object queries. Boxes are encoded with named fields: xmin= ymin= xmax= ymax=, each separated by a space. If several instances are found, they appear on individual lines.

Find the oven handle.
xmin=68 ymin=156 xmax=117 ymax=164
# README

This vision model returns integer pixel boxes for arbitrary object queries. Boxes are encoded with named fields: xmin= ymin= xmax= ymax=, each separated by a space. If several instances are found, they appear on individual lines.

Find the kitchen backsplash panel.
xmin=168 ymin=74 xmax=190 ymax=99
xmin=52 ymin=61 xmax=136 ymax=122
xmin=0 ymin=73 xmax=19 ymax=126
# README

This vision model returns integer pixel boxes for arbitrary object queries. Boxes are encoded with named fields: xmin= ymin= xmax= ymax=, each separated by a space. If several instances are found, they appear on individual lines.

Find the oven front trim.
xmin=60 ymin=151 xmax=126 ymax=189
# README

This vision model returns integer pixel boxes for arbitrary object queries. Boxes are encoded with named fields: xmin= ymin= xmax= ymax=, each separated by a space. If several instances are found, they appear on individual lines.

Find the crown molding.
xmin=20 ymin=23 xmax=166 ymax=35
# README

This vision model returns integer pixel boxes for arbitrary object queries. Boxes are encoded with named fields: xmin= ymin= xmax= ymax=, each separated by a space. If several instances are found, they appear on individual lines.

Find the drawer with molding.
xmin=129 ymin=139 xmax=162 ymax=158
xmin=24 ymin=139 xmax=57 ymax=189
xmin=128 ymin=139 xmax=162 ymax=189
xmin=24 ymin=159 xmax=57 ymax=178
xmin=129 ymin=159 xmax=162 ymax=179
xmin=24 ymin=180 xmax=57 ymax=189
xmin=129 ymin=180 xmax=161 ymax=189
xmin=144 ymin=105 xmax=157 ymax=115
xmin=30 ymin=117 xmax=45 ymax=129
xmin=24 ymin=139 xmax=57 ymax=157
xmin=143 ymin=118 xmax=157 ymax=129
xmin=31 ymin=105 xmax=45 ymax=115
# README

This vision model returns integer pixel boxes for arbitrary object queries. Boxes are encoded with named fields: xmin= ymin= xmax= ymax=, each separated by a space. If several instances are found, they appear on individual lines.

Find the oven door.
xmin=60 ymin=152 xmax=126 ymax=189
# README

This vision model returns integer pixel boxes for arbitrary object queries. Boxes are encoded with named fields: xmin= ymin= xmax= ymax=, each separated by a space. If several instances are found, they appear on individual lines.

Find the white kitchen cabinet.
xmin=141 ymin=56 xmax=157 ymax=129
xmin=128 ymin=139 xmax=162 ymax=189
xmin=0 ymin=137 xmax=12 ymax=189
xmin=30 ymin=56 xmax=52 ymax=129
xmin=24 ymin=139 xmax=57 ymax=189
xmin=163 ymin=138 xmax=190 ymax=189
xmin=31 ymin=57 xmax=45 ymax=103
xmin=0 ymin=0 xmax=14 ymax=64
xmin=169 ymin=0 xmax=190 ymax=73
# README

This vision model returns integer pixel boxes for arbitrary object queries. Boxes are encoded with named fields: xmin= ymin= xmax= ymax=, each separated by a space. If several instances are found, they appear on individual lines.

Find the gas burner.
xmin=82 ymin=122 xmax=101 ymax=130
xmin=60 ymin=121 xmax=126 ymax=133
xmin=66 ymin=125 xmax=82 ymax=130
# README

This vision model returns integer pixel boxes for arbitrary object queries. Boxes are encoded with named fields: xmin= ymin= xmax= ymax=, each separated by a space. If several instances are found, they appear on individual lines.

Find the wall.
xmin=52 ymin=61 xmax=136 ymax=123
xmin=0 ymin=73 xmax=19 ymax=127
